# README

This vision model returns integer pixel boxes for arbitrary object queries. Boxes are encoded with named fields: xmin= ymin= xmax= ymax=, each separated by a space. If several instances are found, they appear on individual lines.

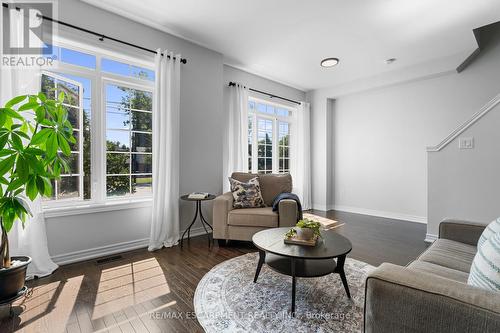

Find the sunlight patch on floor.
xmin=15 ymin=276 xmax=83 ymax=332
xmin=92 ymin=257 xmax=170 ymax=319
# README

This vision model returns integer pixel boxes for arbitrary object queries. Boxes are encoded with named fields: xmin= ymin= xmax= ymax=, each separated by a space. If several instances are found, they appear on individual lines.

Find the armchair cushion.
xmin=228 ymin=207 xmax=278 ymax=228
xmin=231 ymin=172 xmax=292 ymax=206
xmin=258 ymin=173 xmax=292 ymax=206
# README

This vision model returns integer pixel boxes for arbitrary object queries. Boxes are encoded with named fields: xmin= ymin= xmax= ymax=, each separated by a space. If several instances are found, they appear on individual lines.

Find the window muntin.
xmin=248 ymin=98 xmax=293 ymax=174
xmin=257 ymin=118 xmax=273 ymax=174
xmin=41 ymin=44 xmax=154 ymax=206
xmin=44 ymin=45 xmax=97 ymax=70
xmin=41 ymin=72 xmax=85 ymax=200
xmin=102 ymin=58 xmax=155 ymax=82
xmin=248 ymin=115 xmax=253 ymax=171
xmin=105 ymin=83 xmax=153 ymax=198
xmin=278 ymin=121 xmax=290 ymax=172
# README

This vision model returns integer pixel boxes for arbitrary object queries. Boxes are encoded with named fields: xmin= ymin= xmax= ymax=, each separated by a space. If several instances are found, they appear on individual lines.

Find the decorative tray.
xmin=284 ymin=234 xmax=319 ymax=247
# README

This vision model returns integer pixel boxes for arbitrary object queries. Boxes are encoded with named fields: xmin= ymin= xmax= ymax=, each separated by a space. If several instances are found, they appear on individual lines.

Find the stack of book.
xmin=188 ymin=192 xmax=209 ymax=199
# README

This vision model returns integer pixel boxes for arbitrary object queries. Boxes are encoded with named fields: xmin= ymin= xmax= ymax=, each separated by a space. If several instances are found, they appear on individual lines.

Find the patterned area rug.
xmin=194 ymin=252 xmax=374 ymax=333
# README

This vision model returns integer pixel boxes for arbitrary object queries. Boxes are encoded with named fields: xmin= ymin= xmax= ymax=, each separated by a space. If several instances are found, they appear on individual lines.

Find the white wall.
xmin=305 ymin=91 xmax=335 ymax=211
xmin=428 ymin=102 xmax=500 ymax=238
xmin=46 ymin=0 xmax=224 ymax=262
xmin=44 ymin=2 xmax=305 ymax=263
xmin=308 ymin=23 xmax=500 ymax=227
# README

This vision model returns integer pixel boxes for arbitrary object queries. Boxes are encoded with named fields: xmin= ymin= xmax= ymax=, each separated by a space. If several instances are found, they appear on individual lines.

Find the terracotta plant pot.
xmin=294 ymin=227 xmax=314 ymax=240
xmin=0 ymin=256 xmax=31 ymax=302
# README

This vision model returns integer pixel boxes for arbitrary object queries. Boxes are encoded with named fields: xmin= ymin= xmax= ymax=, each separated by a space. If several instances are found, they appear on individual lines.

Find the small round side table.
xmin=180 ymin=194 xmax=216 ymax=247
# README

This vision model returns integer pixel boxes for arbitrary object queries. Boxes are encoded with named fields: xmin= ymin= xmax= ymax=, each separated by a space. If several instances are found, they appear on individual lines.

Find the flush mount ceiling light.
xmin=320 ymin=57 xmax=339 ymax=68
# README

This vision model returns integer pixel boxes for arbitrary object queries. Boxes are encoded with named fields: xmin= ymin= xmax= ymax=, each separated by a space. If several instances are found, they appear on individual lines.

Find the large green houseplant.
xmin=0 ymin=92 xmax=74 ymax=300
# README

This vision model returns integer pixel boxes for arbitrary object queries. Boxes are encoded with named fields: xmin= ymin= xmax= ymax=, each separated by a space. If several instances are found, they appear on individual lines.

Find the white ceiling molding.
xmin=427 ymin=92 xmax=500 ymax=152
xmin=224 ymin=63 xmax=307 ymax=92
xmin=79 ymin=0 xmax=216 ymax=52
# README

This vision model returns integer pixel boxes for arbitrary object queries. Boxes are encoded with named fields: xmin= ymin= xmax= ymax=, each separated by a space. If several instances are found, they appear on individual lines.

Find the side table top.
xmin=180 ymin=194 xmax=216 ymax=201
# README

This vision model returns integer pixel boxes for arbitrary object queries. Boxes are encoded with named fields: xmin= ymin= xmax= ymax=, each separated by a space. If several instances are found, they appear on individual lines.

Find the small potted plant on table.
xmin=0 ymin=92 xmax=74 ymax=302
xmin=285 ymin=219 xmax=322 ymax=245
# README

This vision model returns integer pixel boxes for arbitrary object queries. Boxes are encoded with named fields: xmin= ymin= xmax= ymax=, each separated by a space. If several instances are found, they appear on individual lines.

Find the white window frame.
xmin=102 ymin=78 xmax=153 ymax=201
xmin=41 ymin=39 xmax=155 ymax=214
xmin=40 ymin=71 xmax=85 ymax=201
xmin=248 ymin=97 xmax=295 ymax=174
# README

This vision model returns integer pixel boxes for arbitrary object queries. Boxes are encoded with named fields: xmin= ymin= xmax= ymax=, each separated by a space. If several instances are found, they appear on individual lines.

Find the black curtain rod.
xmin=228 ymin=82 xmax=301 ymax=105
xmin=1 ymin=2 xmax=187 ymax=64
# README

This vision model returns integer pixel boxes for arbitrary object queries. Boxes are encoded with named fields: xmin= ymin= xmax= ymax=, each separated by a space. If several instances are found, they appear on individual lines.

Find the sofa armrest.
xmin=439 ymin=218 xmax=487 ymax=246
xmin=365 ymin=263 xmax=500 ymax=333
xmin=278 ymin=199 xmax=298 ymax=228
xmin=213 ymin=192 xmax=233 ymax=240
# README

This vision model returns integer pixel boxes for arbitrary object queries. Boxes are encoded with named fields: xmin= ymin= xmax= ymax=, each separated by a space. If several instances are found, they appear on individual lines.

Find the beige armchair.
xmin=213 ymin=172 xmax=298 ymax=245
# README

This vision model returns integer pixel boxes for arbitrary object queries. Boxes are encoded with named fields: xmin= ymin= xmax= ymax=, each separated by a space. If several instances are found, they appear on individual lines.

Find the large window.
xmin=41 ymin=43 xmax=154 ymax=206
xmin=248 ymin=98 xmax=293 ymax=174
xmin=105 ymin=84 xmax=152 ymax=197
xmin=41 ymin=73 xmax=84 ymax=200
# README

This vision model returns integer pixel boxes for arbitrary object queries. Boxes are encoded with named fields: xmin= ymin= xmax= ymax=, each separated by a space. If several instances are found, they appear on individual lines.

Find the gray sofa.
xmin=213 ymin=172 xmax=298 ymax=244
xmin=364 ymin=219 xmax=500 ymax=332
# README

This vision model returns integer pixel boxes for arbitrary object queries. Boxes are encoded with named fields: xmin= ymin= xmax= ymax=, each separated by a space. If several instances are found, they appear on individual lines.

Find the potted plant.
xmin=285 ymin=219 xmax=322 ymax=240
xmin=0 ymin=92 xmax=74 ymax=301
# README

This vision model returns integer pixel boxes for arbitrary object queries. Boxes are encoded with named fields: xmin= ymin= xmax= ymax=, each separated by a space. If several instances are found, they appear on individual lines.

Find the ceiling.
xmin=81 ymin=0 xmax=500 ymax=91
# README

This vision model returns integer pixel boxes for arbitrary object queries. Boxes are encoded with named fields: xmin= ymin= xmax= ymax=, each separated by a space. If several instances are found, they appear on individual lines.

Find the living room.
xmin=0 ymin=0 xmax=499 ymax=332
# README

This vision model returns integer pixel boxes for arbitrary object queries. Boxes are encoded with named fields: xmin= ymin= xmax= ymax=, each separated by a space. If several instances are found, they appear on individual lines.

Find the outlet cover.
xmin=459 ymin=137 xmax=474 ymax=149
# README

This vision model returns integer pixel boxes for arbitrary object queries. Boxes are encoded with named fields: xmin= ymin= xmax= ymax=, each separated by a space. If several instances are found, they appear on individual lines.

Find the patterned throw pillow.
xmin=468 ymin=232 xmax=500 ymax=292
xmin=478 ymin=217 xmax=500 ymax=248
xmin=229 ymin=177 xmax=265 ymax=209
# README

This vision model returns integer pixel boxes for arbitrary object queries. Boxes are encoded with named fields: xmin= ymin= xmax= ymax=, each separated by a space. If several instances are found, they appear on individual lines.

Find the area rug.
xmin=194 ymin=252 xmax=374 ymax=333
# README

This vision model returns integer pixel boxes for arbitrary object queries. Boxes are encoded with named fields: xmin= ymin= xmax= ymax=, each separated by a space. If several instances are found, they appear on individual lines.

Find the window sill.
xmin=43 ymin=198 xmax=153 ymax=218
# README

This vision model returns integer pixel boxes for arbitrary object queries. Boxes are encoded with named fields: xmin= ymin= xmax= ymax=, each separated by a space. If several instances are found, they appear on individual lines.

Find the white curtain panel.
xmin=0 ymin=9 xmax=58 ymax=278
xmin=292 ymin=102 xmax=312 ymax=210
xmin=148 ymin=50 xmax=181 ymax=251
xmin=223 ymin=84 xmax=249 ymax=192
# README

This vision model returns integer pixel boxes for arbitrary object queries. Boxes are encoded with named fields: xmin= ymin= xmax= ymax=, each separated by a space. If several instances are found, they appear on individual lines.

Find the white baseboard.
xmin=51 ymin=226 xmax=211 ymax=265
xmin=311 ymin=203 xmax=335 ymax=211
xmin=425 ymin=233 xmax=438 ymax=243
xmin=330 ymin=205 xmax=428 ymax=224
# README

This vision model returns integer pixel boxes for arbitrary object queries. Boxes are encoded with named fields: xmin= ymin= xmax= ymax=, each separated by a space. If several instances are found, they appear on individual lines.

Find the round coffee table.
xmin=252 ymin=227 xmax=352 ymax=314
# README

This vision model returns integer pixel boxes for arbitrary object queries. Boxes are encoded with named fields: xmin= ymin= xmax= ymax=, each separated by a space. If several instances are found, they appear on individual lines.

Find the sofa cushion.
xmin=478 ymin=217 xmax=500 ymax=248
xmin=229 ymin=177 xmax=265 ymax=209
xmin=468 ymin=232 xmax=500 ymax=291
xmin=408 ymin=260 xmax=469 ymax=283
xmin=228 ymin=207 xmax=278 ymax=228
xmin=417 ymin=239 xmax=477 ymax=273
xmin=231 ymin=172 xmax=293 ymax=206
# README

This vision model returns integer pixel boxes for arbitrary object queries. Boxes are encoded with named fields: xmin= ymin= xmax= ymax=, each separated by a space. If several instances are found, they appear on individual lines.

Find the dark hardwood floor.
xmin=0 ymin=210 xmax=428 ymax=333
